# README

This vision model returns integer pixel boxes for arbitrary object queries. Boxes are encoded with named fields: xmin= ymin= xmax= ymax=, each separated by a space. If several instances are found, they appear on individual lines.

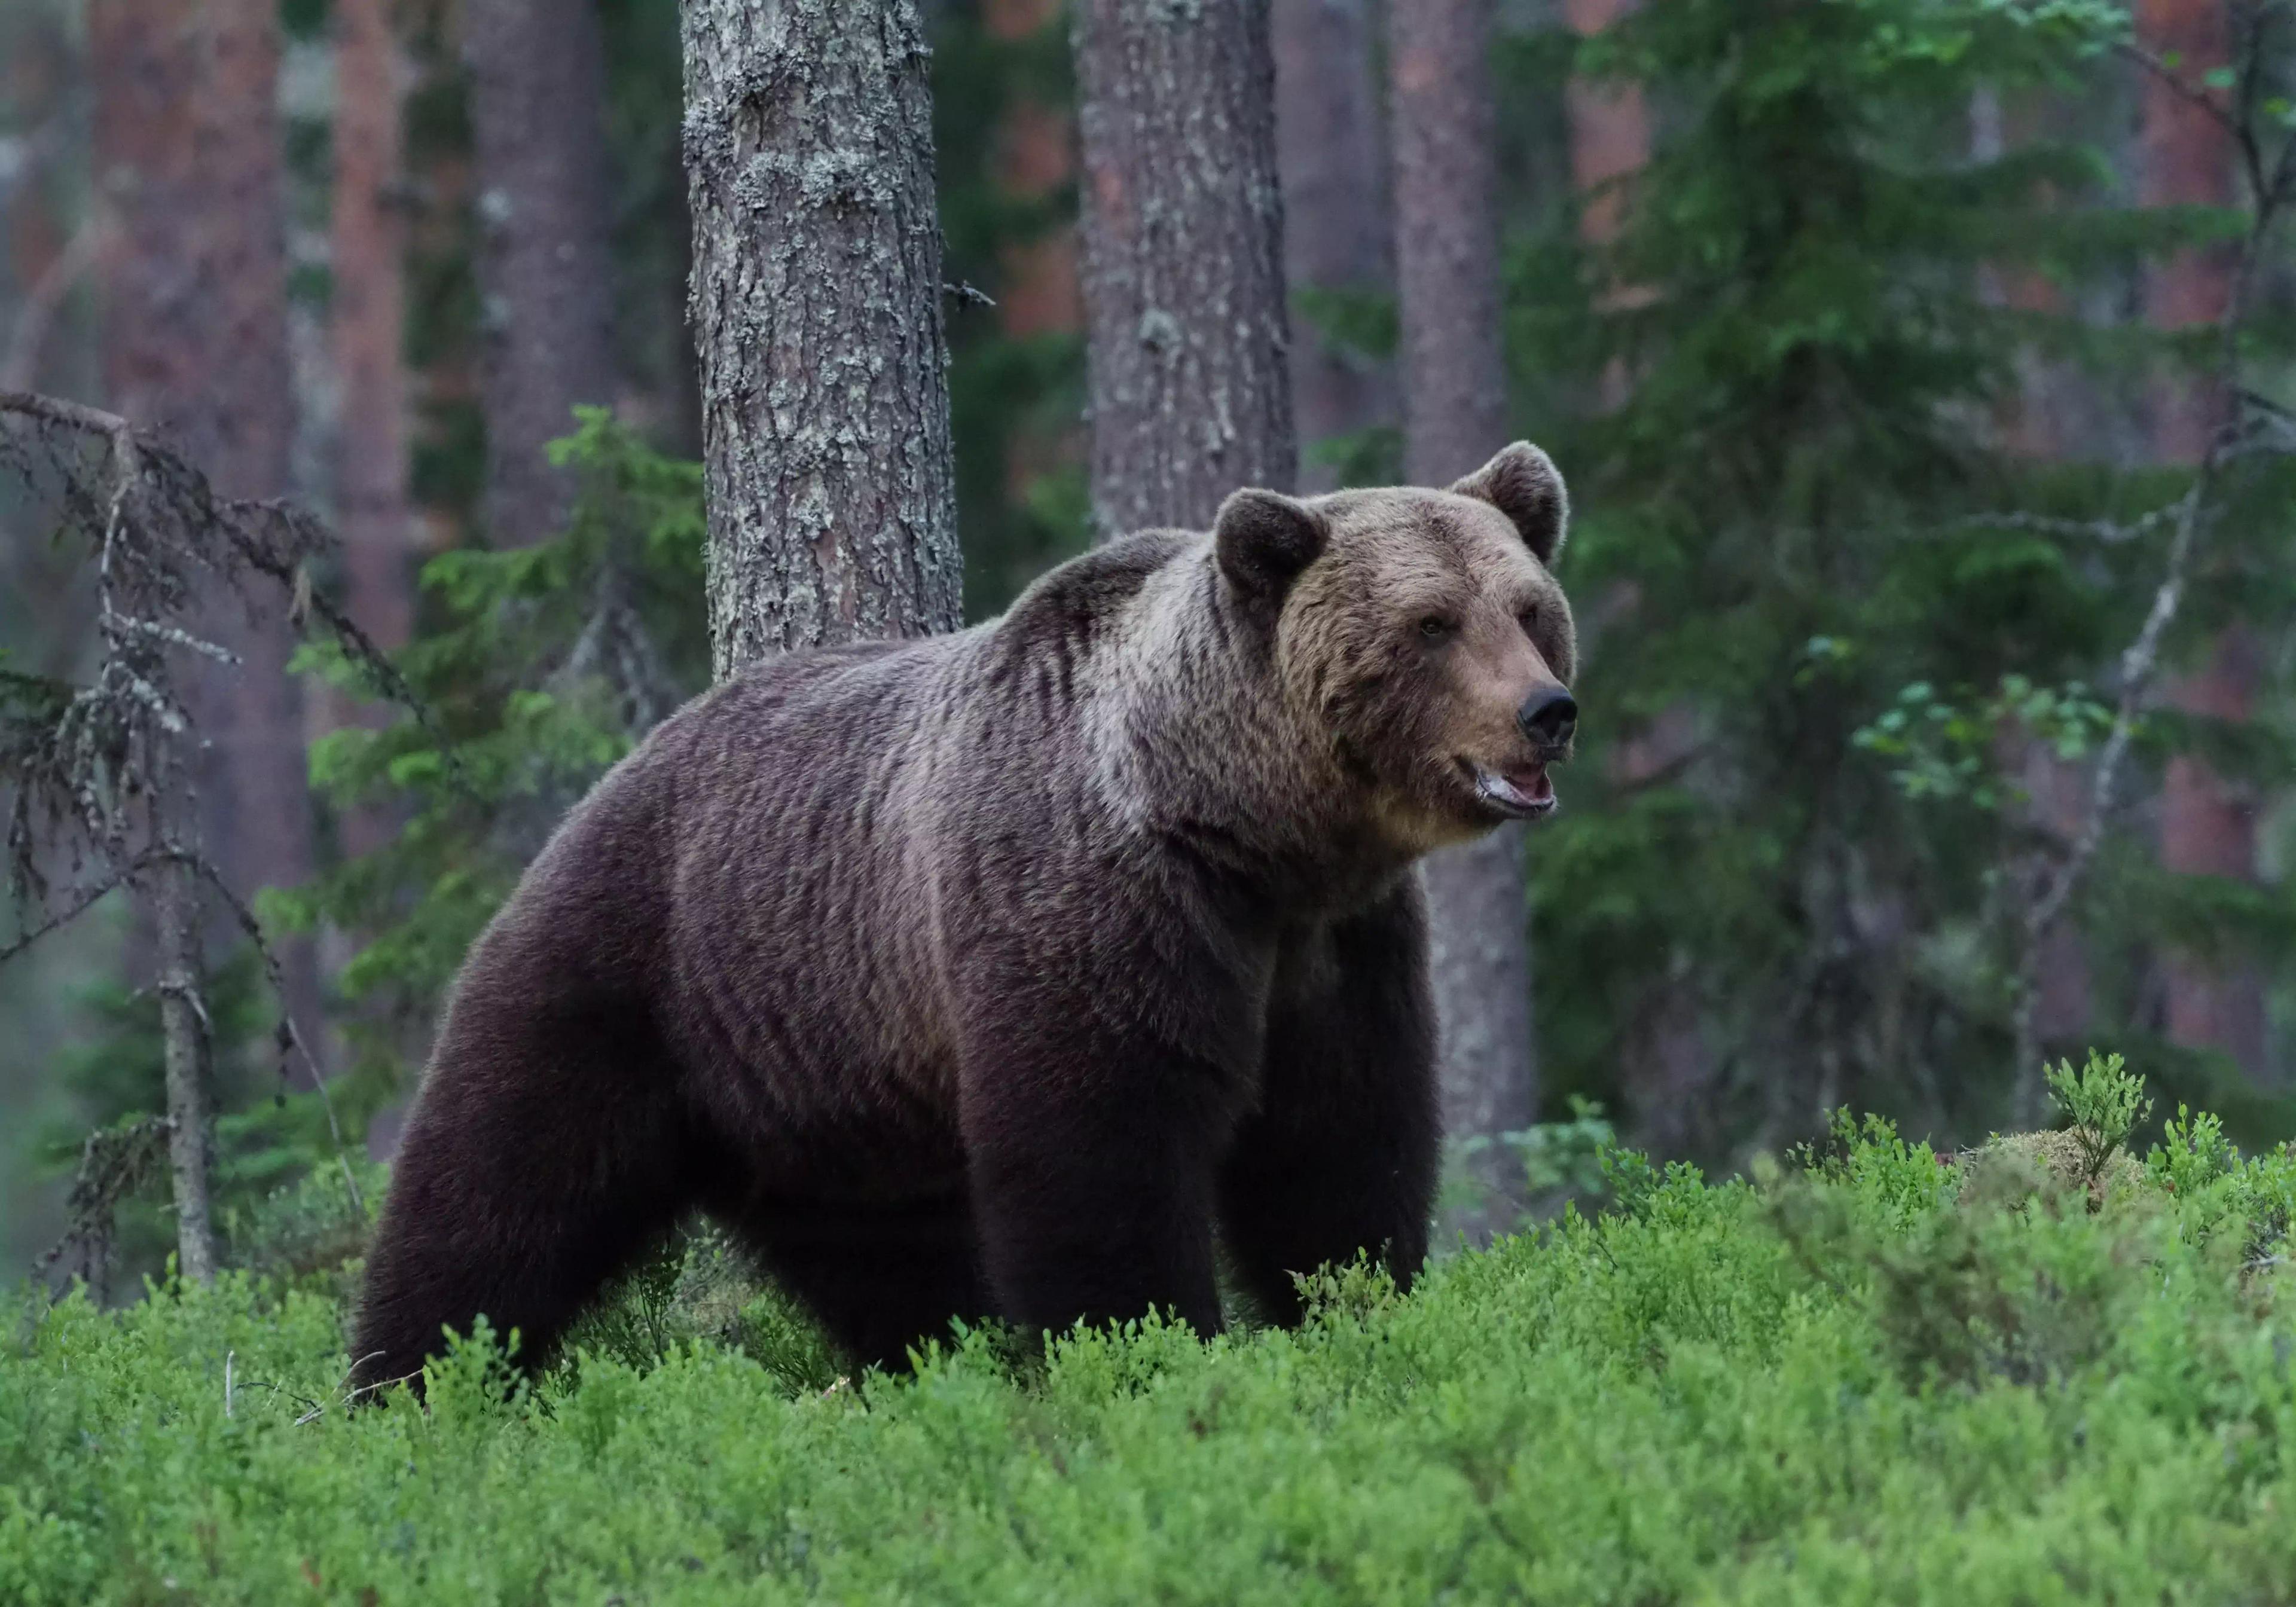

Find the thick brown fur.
xmin=350 ymin=443 xmax=1578 ymax=1393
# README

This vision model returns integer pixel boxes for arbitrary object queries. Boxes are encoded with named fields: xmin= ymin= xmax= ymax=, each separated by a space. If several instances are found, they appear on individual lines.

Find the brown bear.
xmin=349 ymin=441 xmax=1578 ymax=1392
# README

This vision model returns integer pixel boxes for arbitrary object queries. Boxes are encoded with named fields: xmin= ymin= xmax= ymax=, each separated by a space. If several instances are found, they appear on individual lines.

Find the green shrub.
xmin=13 ymin=1086 xmax=2296 ymax=1602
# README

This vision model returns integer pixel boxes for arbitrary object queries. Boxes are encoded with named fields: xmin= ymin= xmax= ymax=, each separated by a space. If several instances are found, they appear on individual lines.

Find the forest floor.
xmin=7 ymin=1087 xmax=2296 ymax=1605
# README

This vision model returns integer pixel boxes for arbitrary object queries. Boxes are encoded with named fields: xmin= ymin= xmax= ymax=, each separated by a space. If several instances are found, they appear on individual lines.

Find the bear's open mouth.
xmin=1464 ymin=759 xmax=1557 ymax=820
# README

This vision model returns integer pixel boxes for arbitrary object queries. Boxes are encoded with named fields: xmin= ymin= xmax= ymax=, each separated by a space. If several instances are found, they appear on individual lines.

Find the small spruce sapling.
xmin=2044 ymin=1052 xmax=2151 ymax=1192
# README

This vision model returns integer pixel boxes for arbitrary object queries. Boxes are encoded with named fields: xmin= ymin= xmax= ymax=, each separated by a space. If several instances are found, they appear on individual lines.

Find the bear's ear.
xmin=1214 ymin=487 xmax=1327 ymax=600
xmin=1450 ymin=441 xmax=1568 ymax=567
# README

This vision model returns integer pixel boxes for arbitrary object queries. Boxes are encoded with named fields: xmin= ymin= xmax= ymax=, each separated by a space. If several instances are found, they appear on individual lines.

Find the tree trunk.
xmin=1 ymin=10 xmax=84 ymax=398
xmin=2136 ymin=0 xmax=2266 ymax=1082
xmin=986 ymin=0 xmax=1083 ymax=343
xmin=1971 ymin=88 xmax=2096 ymax=1068
xmin=1561 ymin=0 xmax=1648 ymax=248
xmin=981 ymin=0 xmax=1086 ymax=551
xmin=332 ymin=0 xmax=417 ymax=864
xmin=1390 ymin=0 xmax=1535 ymax=1229
xmin=1 ymin=10 xmax=90 ymax=650
xmin=93 ymin=0 xmax=323 ymax=1083
xmin=152 ymin=841 xmax=219 ymax=1284
xmin=1390 ymin=0 xmax=1508 ymax=488
xmin=465 ymin=0 xmax=618 ymax=549
xmin=1561 ymin=0 xmax=1650 ymax=411
xmin=682 ymin=0 xmax=963 ymax=676
xmin=1272 ymin=0 xmax=1393 ymax=491
xmin=1073 ymin=0 xmax=1295 ymax=533
xmin=333 ymin=0 xmax=415 ymax=655
xmin=1562 ymin=0 xmax=1725 ymax=1150
xmin=2160 ymin=632 xmax=2268 ymax=1075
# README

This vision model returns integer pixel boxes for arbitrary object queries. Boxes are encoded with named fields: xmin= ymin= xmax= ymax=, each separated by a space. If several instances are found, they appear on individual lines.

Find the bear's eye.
xmin=1518 ymin=604 xmax=1540 ymax=634
xmin=1416 ymin=615 xmax=1455 ymax=642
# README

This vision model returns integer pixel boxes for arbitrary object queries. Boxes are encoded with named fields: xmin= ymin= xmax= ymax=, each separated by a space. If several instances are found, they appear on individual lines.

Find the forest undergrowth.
xmin=10 ymin=1056 xmax=2296 ymax=1605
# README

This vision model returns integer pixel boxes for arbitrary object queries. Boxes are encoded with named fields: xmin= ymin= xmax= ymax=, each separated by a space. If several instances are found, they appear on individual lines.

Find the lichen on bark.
xmin=1073 ymin=0 xmax=1296 ymax=534
xmin=681 ymin=0 xmax=962 ymax=676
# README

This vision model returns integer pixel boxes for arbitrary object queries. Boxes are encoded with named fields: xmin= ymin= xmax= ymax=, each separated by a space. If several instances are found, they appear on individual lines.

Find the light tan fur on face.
xmin=1277 ymin=487 xmax=1577 ymax=852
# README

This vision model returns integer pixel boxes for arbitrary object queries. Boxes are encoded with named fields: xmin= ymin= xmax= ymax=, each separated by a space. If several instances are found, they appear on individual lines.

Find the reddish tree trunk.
xmin=2160 ymin=633 xmax=2268 ymax=1075
xmin=1561 ymin=0 xmax=1648 ymax=247
xmin=2136 ymin=0 xmax=2266 ymax=1081
xmin=91 ymin=0 xmax=323 ymax=1065
xmin=1073 ymin=0 xmax=1296 ymax=533
xmin=1562 ymin=0 xmax=1649 ymax=411
xmin=1970 ymin=88 xmax=2096 ymax=1062
xmin=1274 ymin=0 xmax=1393 ymax=491
xmin=986 ymin=0 xmax=1083 ymax=344
xmin=1389 ymin=0 xmax=1535 ymax=1229
xmin=333 ymin=0 xmax=414 ymax=655
xmin=331 ymin=0 xmax=416 ymax=868
xmin=1390 ymin=0 xmax=1507 ymax=487
xmin=464 ymin=0 xmax=618 ymax=548
xmin=1563 ymin=0 xmax=1723 ymax=1150
xmin=984 ymin=0 xmax=1086 ymax=524
xmin=398 ymin=0 xmax=478 ymax=559
xmin=1971 ymin=90 xmax=2076 ymax=462
xmin=90 ymin=0 xmax=315 ymax=1257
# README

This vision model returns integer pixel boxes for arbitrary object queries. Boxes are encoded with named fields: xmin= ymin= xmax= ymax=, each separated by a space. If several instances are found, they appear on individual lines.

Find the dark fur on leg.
xmin=962 ymin=1037 xmax=1232 ymax=1342
xmin=728 ymin=1193 xmax=993 ymax=1372
xmin=1218 ymin=887 xmax=1440 ymax=1327
xmin=349 ymin=1009 xmax=698 ymax=1401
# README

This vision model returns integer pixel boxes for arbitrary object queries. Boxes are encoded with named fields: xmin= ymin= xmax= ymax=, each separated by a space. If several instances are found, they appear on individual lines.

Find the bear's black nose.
xmin=1519 ymin=686 xmax=1577 ymax=747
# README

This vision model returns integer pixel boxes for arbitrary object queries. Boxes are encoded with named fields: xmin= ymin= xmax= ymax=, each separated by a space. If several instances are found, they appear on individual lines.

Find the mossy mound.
xmin=1955 ymin=1127 xmax=2152 ymax=1208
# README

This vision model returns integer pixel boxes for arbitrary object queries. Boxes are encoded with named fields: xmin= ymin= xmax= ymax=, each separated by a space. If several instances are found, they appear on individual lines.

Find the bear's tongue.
xmin=1473 ymin=761 xmax=1553 ymax=815
xmin=1501 ymin=763 xmax=1553 ymax=806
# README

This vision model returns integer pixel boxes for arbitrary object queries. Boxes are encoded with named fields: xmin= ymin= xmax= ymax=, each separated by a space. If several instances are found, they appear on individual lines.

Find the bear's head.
xmin=1214 ymin=442 xmax=1578 ymax=853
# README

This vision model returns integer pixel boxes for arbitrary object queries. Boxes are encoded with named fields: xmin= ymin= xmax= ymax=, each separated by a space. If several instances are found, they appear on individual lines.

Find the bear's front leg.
xmin=1218 ymin=883 xmax=1440 ymax=1326
xmin=958 ymin=1021 xmax=1235 ymax=1341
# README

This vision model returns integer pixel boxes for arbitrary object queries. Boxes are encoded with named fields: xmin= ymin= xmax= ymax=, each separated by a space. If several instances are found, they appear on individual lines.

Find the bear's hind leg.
xmin=350 ymin=1010 xmax=703 ymax=1398
xmin=729 ymin=1194 xmax=993 ymax=1373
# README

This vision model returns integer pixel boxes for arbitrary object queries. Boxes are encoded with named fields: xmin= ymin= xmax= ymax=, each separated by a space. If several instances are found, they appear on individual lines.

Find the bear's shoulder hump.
xmin=997 ymin=528 xmax=1199 ymax=648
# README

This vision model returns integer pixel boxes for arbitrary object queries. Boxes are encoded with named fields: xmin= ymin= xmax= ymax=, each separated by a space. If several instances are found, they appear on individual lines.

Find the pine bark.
xmin=1073 ymin=0 xmax=1296 ymax=533
xmin=465 ymin=0 xmax=619 ymax=548
xmin=2136 ymin=0 xmax=2266 ymax=1081
xmin=1272 ymin=0 xmax=1393 ymax=491
xmin=1390 ymin=0 xmax=1535 ymax=1224
xmin=681 ymin=0 xmax=963 ymax=676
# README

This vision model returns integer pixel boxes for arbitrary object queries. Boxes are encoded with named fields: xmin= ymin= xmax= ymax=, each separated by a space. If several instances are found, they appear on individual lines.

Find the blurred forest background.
xmin=3 ymin=0 xmax=2295 ymax=1288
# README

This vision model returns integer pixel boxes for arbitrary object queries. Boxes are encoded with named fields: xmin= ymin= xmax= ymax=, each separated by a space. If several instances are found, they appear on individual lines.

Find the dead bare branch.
xmin=0 ymin=850 xmax=161 ymax=966
xmin=192 ymin=853 xmax=364 ymax=1217
xmin=0 ymin=389 xmax=439 ymax=1270
xmin=2006 ymin=33 xmax=2296 ymax=1119
xmin=34 ymin=1116 xmax=173 ymax=1303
